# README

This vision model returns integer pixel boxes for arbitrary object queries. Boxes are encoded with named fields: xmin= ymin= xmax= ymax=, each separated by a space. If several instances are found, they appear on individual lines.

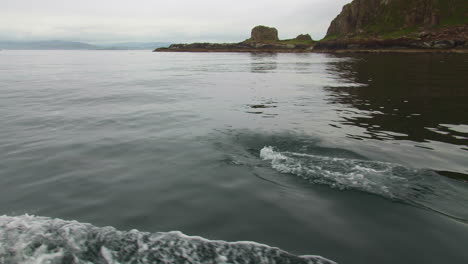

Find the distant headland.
xmin=154 ymin=0 xmax=468 ymax=53
xmin=315 ymin=0 xmax=468 ymax=52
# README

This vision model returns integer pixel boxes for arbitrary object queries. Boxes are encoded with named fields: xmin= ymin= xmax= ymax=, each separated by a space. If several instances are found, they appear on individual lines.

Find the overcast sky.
xmin=1 ymin=0 xmax=351 ymax=44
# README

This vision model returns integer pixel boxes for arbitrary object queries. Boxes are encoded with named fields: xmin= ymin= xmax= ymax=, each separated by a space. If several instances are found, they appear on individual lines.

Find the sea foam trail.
xmin=0 ymin=215 xmax=335 ymax=264
xmin=260 ymin=146 xmax=468 ymax=221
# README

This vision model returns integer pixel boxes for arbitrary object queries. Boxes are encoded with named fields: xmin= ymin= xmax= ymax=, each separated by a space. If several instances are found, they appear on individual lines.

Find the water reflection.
xmin=250 ymin=53 xmax=278 ymax=73
xmin=293 ymin=61 xmax=314 ymax=73
xmin=324 ymin=54 xmax=468 ymax=163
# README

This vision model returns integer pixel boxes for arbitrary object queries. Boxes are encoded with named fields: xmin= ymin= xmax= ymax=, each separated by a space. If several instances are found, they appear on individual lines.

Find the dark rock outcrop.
xmin=316 ymin=24 xmax=468 ymax=51
xmin=155 ymin=42 xmax=314 ymax=53
xmin=318 ymin=0 xmax=468 ymax=51
xmin=295 ymin=34 xmax=313 ymax=41
xmin=326 ymin=0 xmax=468 ymax=37
xmin=327 ymin=0 xmax=382 ymax=37
xmin=251 ymin=26 xmax=279 ymax=42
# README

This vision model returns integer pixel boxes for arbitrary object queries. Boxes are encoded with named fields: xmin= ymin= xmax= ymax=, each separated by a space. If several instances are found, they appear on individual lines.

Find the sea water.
xmin=0 ymin=50 xmax=467 ymax=264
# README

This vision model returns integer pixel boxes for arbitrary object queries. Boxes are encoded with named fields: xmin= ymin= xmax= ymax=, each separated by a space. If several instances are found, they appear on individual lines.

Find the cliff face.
xmin=251 ymin=26 xmax=279 ymax=42
xmin=326 ymin=0 xmax=468 ymax=37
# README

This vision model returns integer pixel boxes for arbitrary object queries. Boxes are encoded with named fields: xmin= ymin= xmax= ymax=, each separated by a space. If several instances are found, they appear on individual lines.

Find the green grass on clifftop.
xmin=278 ymin=39 xmax=316 ymax=45
xmin=324 ymin=0 xmax=468 ymax=40
xmin=243 ymin=38 xmax=316 ymax=45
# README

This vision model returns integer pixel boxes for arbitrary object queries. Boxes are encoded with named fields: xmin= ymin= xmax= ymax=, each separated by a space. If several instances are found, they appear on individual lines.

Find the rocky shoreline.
xmin=154 ymin=34 xmax=468 ymax=54
xmin=154 ymin=42 xmax=315 ymax=53
xmin=314 ymin=39 xmax=468 ymax=52
xmin=313 ymin=48 xmax=468 ymax=54
xmin=315 ymin=25 xmax=468 ymax=52
xmin=154 ymin=0 xmax=468 ymax=54
xmin=316 ymin=0 xmax=468 ymax=53
xmin=155 ymin=40 xmax=468 ymax=53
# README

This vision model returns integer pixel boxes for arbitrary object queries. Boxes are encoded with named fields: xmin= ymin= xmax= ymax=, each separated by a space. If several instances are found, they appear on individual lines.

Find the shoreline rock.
xmin=315 ymin=25 xmax=468 ymax=51
xmin=313 ymin=48 xmax=468 ymax=54
xmin=154 ymin=41 xmax=315 ymax=53
xmin=318 ymin=0 xmax=468 ymax=51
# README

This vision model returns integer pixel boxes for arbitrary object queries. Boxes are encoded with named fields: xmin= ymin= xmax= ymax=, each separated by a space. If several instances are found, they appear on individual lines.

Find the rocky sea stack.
xmin=251 ymin=26 xmax=279 ymax=42
xmin=316 ymin=0 xmax=468 ymax=51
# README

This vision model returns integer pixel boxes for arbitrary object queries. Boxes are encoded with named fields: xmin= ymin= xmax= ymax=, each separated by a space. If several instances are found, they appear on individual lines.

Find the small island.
xmin=154 ymin=26 xmax=316 ymax=53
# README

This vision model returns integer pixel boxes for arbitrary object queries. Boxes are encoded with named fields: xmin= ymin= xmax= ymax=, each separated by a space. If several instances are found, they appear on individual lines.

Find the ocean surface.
xmin=0 ymin=50 xmax=467 ymax=264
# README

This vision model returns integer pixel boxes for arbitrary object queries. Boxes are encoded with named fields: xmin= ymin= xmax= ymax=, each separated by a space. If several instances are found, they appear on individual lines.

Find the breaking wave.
xmin=0 ymin=215 xmax=334 ymax=264
xmin=260 ymin=146 xmax=468 ymax=222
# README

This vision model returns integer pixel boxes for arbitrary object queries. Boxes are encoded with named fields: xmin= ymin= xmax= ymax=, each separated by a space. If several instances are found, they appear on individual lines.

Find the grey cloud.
xmin=1 ymin=0 xmax=351 ymax=43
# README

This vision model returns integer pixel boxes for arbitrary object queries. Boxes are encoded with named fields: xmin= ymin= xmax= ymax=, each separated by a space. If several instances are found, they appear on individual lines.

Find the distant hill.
xmin=325 ymin=0 xmax=468 ymax=39
xmin=0 ymin=41 xmax=172 ymax=50
xmin=0 ymin=41 xmax=98 ymax=50
xmin=99 ymin=42 xmax=171 ymax=50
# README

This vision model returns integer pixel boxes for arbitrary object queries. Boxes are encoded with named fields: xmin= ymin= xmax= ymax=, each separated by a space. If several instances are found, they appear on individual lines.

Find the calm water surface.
xmin=0 ymin=50 xmax=467 ymax=264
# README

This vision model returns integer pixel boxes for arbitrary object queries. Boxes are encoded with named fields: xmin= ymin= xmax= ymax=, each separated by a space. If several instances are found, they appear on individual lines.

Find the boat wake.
xmin=260 ymin=146 xmax=468 ymax=222
xmin=0 ymin=215 xmax=335 ymax=264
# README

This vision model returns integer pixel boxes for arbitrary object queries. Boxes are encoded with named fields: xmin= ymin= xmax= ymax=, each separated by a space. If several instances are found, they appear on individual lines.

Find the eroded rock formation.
xmin=295 ymin=34 xmax=313 ymax=41
xmin=318 ymin=0 xmax=468 ymax=50
xmin=251 ymin=26 xmax=279 ymax=42
xmin=326 ymin=0 xmax=468 ymax=37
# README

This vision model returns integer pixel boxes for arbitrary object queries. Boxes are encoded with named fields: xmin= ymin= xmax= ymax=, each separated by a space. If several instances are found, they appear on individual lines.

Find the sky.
xmin=1 ymin=0 xmax=351 ymax=44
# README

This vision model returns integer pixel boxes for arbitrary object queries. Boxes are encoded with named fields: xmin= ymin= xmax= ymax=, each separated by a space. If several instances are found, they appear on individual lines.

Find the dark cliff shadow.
xmin=250 ymin=53 xmax=278 ymax=73
xmin=323 ymin=53 xmax=468 ymax=147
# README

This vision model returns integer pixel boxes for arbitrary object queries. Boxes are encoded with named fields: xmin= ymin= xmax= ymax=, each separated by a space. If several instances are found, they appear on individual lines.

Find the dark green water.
xmin=0 ymin=51 xmax=467 ymax=264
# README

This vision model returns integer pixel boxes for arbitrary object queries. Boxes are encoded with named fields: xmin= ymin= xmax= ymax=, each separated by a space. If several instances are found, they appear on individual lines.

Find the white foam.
xmin=0 ymin=215 xmax=335 ymax=264
xmin=259 ymin=145 xmax=468 ymax=210
xmin=261 ymin=146 xmax=401 ymax=196
xmin=101 ymin=246 xmax=120 ymax=264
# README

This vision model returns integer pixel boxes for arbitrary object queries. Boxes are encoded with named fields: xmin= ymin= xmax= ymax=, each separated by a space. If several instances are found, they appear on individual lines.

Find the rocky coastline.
xmin=316 ymin=0 xmax=467 ymax=52
xmin=155 ymin=42 xmax=315 ymax=53
xmin=154 ymin=0 xmax=468 ymax=53
xmin=314 ymin=26 xmax=468 ymax=52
